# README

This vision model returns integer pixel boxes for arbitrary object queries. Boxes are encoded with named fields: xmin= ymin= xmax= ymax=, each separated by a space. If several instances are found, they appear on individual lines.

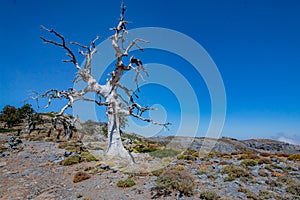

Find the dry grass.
xmin=73 ymin=171 xmax=91 ymax=183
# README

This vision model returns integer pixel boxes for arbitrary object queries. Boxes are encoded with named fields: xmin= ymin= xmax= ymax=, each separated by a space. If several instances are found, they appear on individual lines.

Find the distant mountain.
xmin=149 ymin=136 xmax=300 ymax=155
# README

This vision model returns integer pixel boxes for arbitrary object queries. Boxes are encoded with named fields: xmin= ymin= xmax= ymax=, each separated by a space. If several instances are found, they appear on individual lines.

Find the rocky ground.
xmin=1 ymin=122 xmax=300 ymax=200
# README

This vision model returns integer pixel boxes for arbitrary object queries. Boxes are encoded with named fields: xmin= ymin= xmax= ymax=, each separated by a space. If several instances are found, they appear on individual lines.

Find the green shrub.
xmin=81 ymin=152 xmax=98 ymax=162
xmin=241 ymin=159 xmax=258 ymax=166
xmin=288 ymin=154 xmax=300 ymax=161
xmin=0 ymin=128 xmax=15 ymax=133
xmin=238 ymin=187 xmax=258 ymax=200
xmin=258 ymin=190 xmax=271 ymax=199
xmin=286 ymin=183 xmax=300 ymax=195
xmin=134 ymin=147 xmax=157 ymax=153
xmin=199 ymin=190 xmax=220 ymax=200
xmin=156 ymin=168 xmax=194 ymax=196
xmin=221 ymin=165 xmax=250 ymax=180
xmin=277 ymin=176 xmax=294 ymax=184
xmin=149 ymin=149 xmax=179 ymax=158
xmin=61 ymin=154 xmax=82 ymax=166
xmin=177 ymin=154 xmax=185 ymax=160
xmin=117 ymin=178 xmax=136 ymax=188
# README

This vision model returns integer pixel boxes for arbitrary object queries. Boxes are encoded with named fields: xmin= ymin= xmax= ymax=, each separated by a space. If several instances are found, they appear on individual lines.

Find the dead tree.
xmin=36 ymin=3 xmax=170 ymax=160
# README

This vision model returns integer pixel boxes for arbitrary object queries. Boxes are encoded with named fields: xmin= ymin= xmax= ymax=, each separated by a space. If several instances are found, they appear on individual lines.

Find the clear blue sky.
xmin=0 ymin=0 xmax=299 ymax=143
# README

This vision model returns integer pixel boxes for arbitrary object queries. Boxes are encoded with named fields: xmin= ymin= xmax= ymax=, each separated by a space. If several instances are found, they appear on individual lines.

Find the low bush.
xmin=288 ymin=154 xmax=300 ymax=161
xmin=258 ymin=190 xmax=271 ymax=199
xmin=117 ymin=178 xmax=136 ymax=188
xmin=156 ymin=168 xmax=194 ymax=196
xmin=199 ymin=190 xmax=220 ymax=200
xmin=73 ymin=171 xmax=91 ymax=183
xmin=61 ymin=154 xmax=82 ymax=166
xmin=258 ymin=157 xmax=272 ymax=164
xmin=80 ymin=152 xmax=98 ymax=162
xmin=276 ymin=153 xmax=290 ymax=157
xmin=258 ymin=169 xmax=269 ymax=177
xmin=260 ymin=152 xmax=271 ymax=157
xmin=241 ymin=159 xmax=258 ymax=166
xmin=0 ymin=128 xmax=15 ymax=133
xmin=221 ymin=165 xmax=250 ymax=180
xmin=230 ymin=152 xmax=240 ymax=156
xmin=286 ymin=183 xmax=300 ymax=195
xmin=238 ymin=187 xmax=258 ymax=200
xmin=238 ymin=153 xmax=259 ymax=160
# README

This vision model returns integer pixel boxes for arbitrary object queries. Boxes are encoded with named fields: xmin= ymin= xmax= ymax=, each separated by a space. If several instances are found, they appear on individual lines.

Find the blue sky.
xmin=0 ymin=0 xmax=299 ymax=143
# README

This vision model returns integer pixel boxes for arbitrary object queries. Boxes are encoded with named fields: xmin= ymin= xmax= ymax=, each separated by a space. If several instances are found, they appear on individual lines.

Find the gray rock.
xmin=199 ymin=174 xmax=208 ymax=179
xmin=97 ymin=164 xmax=110 ymax=170
xmin=53 ymin=157 xmax=65 ymax=163
xmin=0 ymin=162 xmax=6 ymax=167
xmin=144 ymin=183 xmax=155 ymax=189
xmin=38 ymin=163 xmax=47 ymax=167
xmin=251 ymin=170 xmax=259 ymax=177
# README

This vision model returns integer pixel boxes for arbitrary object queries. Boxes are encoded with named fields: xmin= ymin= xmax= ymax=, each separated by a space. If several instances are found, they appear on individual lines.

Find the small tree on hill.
xmin=0 ymin=105 xmax=19 ymax=128
xmin=35 ymin=3 xmax=169 ymax=160
xmin=18 ymin=104 xmax=35 ymax=121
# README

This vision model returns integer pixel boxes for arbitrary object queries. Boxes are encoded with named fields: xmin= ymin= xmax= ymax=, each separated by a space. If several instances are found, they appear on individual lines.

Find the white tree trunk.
xmin=105 ymin=91 xmax=131 ymax=160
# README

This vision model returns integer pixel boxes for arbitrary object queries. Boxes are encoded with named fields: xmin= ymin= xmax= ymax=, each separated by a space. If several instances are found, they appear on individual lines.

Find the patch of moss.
xmin=134 ymin=147 xmax=157 ymax=153
xmin=117 ymin=178 xmax=136 ymax=188
xmin=61 ymin=154 xmax=82 ymax=166
xmin=149 ymin=149 xmax=179 ymax=158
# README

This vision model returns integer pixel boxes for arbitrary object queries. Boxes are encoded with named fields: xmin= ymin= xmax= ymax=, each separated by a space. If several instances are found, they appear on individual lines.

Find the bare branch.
xmin=40 ymin=26 xmax=81 ymax=71
xmin=131 ymin=113 xmax=171 ymax=129
xmin=123 ymin=38 xmax=149 ymax=57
